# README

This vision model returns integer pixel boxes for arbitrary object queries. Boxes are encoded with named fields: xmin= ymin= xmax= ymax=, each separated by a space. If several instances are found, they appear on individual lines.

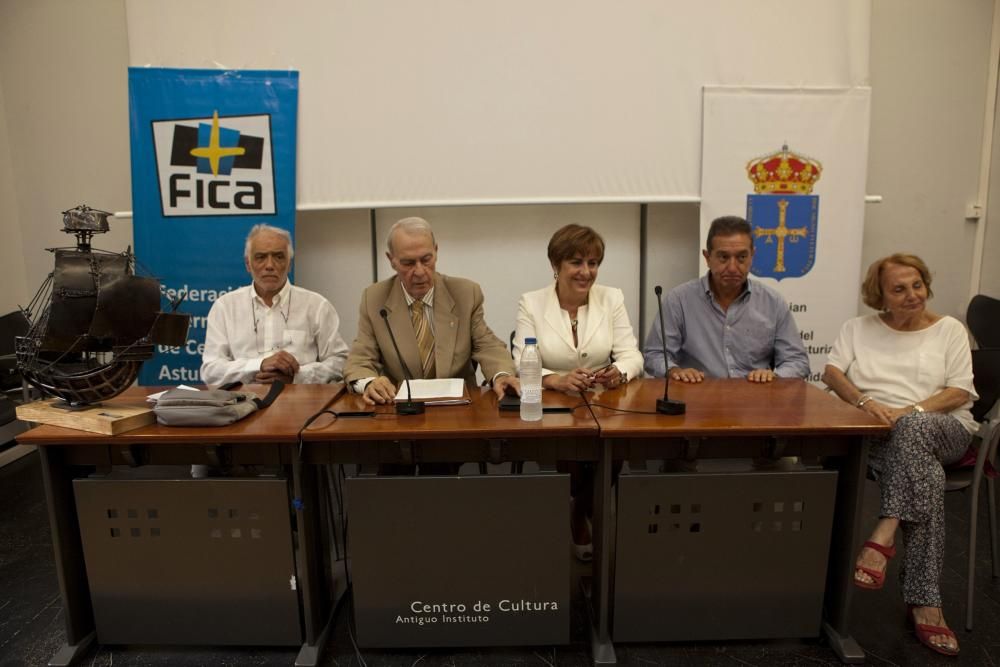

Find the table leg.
xmin=292 ymin=458 xmax=347 ymax=666
xmin=38 ymin=446 xmax=96 ymax=666
xmin=822 ymin=437 xmax=869 ymax=664
xmin=588 ymin=437 xmax=616 ymax=665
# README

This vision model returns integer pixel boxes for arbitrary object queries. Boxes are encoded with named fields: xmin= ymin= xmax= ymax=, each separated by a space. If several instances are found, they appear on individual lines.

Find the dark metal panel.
xmin=347 ymin=474 xmax=570 ymax=647
xmin=613 ymin=470 xmax=837 ymax=642
xmin=73 ymin=478 xmax=301 ymax=646
xmin=39 ymin=447 xmax=95 ymax=646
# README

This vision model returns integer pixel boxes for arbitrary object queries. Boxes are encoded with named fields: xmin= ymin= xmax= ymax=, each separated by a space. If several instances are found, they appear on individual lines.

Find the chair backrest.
xmin=0 ymin=310 xmax=29 ymax=357
xmin=0 ymin=311 xmax=29 ymax=391
xmin=972 ymin=348 xmax=1000 ymax=423
xmin=967 ymin=294 xmax=1000 ymax=349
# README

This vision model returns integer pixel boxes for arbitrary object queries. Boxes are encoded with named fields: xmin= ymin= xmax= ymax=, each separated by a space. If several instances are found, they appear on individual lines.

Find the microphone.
xmin=653 ymin=285 xmax=685 ymax=415
xmin=379 ymin=308 xmax=425 ymax=415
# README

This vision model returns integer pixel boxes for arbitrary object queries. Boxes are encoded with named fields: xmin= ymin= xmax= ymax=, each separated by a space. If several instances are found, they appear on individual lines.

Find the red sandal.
xmin=853 ymin=540 xmax=896 ymax=590
xmin=908 ymin=606 xmax=960 ymax=656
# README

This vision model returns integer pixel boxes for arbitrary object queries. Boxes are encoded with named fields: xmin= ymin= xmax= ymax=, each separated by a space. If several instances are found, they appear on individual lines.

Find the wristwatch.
xmin=911 ymin=404 xmax=925 ymax=414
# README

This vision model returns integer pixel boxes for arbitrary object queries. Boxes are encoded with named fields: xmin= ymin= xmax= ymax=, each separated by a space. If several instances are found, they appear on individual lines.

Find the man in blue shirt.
xmin=644 ymin=216 xmax=810 ymax=382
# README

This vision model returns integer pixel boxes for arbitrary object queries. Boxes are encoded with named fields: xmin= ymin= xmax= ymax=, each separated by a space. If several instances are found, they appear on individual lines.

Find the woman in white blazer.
xmin=513 ymin=224 xmax=643 ymax=559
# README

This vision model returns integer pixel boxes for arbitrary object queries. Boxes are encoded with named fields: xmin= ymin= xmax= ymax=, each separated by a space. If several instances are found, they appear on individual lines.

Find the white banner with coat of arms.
xmin=701 ymin=87 xmax=871 ymax=383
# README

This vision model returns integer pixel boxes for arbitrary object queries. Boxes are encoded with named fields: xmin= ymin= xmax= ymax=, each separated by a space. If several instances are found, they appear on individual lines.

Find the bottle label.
xmin=522 ymin=386 xmax=542 ymax=402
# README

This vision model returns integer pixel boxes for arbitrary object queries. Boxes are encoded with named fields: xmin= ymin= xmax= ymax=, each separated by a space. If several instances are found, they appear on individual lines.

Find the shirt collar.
xmin=251 ymin=279 xmax=292 ymax=306
xmin=400 ymin=282 xmax=435 ymax=308
xmin=701 ymin=272 xmax=752 ymax=302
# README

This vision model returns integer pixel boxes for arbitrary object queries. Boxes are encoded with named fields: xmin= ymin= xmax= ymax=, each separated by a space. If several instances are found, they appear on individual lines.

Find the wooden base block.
xmin=16 ymin=398 xmax=154 ymax=435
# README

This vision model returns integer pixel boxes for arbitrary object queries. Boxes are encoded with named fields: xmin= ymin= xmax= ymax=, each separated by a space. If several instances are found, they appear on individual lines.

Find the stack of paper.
xmin=395 ymin=378 xmax=471 ymax=405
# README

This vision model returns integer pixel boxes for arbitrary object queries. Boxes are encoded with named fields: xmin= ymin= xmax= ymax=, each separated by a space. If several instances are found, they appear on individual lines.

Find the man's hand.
xmin=254 ymin=370 xmax=293 ymax=384
xmin=669 ymin=367 xmax=704 ymax=383
xmin=493 ymin=375 xmax=520 ymax=399
xmin=746 ymin=368 xmax=776 ymax=383
xmin=261 ymin=350 xmax=299 ymax=378
xmin=363 ymin=376 xmax=397 ymax=405
xmin=544 ymin=368 xmax=595 ymax=393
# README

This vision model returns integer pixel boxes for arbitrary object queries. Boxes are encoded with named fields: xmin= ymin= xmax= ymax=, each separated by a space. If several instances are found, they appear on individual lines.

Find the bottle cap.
xmin=525 ymin=337 xmax=537 ymax=345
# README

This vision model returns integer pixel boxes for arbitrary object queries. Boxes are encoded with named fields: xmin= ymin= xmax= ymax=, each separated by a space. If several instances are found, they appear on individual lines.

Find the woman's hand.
xmin=861 ymin=399 xmax=909 ymax=426
xmin=544 ymin=368 xmax=596 ymax=393
xmin=592 ymin=365 xmax=624 ymax=388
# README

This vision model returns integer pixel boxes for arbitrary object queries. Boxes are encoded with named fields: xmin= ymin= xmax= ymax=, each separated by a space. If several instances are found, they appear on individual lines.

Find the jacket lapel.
xmin=384 ymin=281 xmax=424 ymax=381
xmin=578 ymin=288 xmax=606 ymax=351
xmin=542 ymin=285 xmax=577 ymax=351
xmin=433 ymin=275 xmax=458 ymax=378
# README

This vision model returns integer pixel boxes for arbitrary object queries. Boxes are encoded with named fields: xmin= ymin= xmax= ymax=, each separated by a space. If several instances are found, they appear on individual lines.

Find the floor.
xmin=2 ymin=451 xmax=1000 ymax=666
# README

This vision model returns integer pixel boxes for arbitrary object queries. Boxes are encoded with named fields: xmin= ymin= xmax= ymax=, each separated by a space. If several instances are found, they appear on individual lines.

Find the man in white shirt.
xmin=200 ymin=224 xmax=348 ymax=386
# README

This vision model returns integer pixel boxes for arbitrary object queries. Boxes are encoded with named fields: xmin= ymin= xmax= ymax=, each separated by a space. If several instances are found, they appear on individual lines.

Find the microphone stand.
xmin=653 ymin=285 xmax=685 ymax=415
xmin=379 ymin=308 xmax=425 ymax=415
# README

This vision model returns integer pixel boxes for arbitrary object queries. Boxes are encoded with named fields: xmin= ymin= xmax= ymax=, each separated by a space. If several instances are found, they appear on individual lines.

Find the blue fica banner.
xmin=745 ymin=145 xmax=821 ymax=281
xmin=128 ymin=68 xmax=298 ymax=385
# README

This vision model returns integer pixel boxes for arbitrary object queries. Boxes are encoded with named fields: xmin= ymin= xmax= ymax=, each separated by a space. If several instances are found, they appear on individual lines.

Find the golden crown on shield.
xmin=746 ymin=144 xmax=822 ymax=195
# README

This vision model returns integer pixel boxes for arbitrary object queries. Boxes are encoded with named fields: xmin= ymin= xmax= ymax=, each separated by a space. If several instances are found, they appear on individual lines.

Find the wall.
xmin=1 ymin=0 xmax=997 ymax=360
xmin=0 ymin=0 xmax=133 ymax=309
xmin=866 ymin=0 xmax=995 ymax=315
xmin=0 ymin=74 xmax=27 ymax=315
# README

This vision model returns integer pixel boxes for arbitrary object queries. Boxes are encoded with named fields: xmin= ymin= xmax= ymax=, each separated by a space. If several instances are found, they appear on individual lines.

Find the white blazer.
xmin=513 ymin=283 xmax=643 ymax=381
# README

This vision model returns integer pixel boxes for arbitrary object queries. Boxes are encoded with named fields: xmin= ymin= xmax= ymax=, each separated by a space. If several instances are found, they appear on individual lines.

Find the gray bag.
xmin=154 ymin=382 xmax=285 ymax=427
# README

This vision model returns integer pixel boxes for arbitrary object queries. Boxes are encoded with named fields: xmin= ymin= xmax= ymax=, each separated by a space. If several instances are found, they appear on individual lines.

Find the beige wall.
xmin=0 ymin=71 xmax=28 ymax=315
xmin=1 ymin=0 xmax=998 ymax=348
xmin=866 ymin=0 xmax=995 ymax=316
xmin=0 ymin=0 xmax=133 ymax=311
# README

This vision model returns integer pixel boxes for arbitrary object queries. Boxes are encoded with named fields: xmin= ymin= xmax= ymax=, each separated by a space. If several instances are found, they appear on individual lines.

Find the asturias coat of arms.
xmin=745 ymin=144 xmax=822 ymax=280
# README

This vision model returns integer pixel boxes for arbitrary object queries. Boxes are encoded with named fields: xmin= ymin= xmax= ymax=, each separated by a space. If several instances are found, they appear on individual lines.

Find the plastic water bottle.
xmin=519 ymin=337 xmax=543 ymax=421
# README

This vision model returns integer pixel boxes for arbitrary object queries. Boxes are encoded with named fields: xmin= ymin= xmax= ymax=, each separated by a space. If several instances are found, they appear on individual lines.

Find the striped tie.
xmin=410 ymin=300 xmax=436 ymax=378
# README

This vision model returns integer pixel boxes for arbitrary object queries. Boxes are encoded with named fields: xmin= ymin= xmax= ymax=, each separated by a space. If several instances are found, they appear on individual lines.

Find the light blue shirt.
xmin=643 ymin=273 xmax=810 ymax=379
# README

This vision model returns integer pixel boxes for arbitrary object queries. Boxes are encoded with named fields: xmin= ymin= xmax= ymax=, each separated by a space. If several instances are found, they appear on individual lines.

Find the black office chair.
xmin=967 ymin=295 xmax=1000 ymax=349
xmin=0 ymin=310 xmax=29 ymax=392
xmin=945 ymin=347 xmax=1000 ymax=630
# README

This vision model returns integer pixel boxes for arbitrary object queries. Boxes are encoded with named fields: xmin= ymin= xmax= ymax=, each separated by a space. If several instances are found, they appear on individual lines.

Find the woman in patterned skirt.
xmin=823 ymin=253 xmax=977 ymax=657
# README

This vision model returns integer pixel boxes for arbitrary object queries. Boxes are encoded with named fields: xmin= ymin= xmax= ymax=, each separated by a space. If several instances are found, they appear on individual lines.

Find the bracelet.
xmin=911 ymin=404 xmax=925 ymax=414
xmin=856 ymin=394 xmax=873 ymax=408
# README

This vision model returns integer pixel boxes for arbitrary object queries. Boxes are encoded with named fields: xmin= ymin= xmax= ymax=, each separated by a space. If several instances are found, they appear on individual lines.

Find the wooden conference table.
xmin=586 ymin=378 xmax=888 ymax=663
xmin=16 ymin=383 xmax=346 ymax=667
xmin=19 ymin=378 xmax=886 ymax=665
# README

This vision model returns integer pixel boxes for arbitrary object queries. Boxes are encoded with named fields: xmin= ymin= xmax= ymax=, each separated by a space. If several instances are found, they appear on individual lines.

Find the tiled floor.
xmin=2 ymin=451 xmax=999 ymax=666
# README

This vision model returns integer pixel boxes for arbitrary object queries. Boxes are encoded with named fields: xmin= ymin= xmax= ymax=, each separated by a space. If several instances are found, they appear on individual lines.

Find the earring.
xmin=553 ymin=272 xmax=558 ymax=280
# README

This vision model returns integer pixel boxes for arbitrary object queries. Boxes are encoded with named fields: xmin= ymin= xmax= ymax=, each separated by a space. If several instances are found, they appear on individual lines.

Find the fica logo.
xmin=152 ymin=111 xmax=275 ymax=217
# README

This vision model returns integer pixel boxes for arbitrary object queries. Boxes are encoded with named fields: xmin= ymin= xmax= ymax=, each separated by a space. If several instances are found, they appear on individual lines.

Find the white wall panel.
xmin=126 ymin=0 xmax=869 ymax=208
xmin=372 ymin=205 xmax=641 ymax=373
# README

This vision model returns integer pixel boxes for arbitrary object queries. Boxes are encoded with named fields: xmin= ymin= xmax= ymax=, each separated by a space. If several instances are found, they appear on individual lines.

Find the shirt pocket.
xmin=739 ymin=321 xmax=776 ymax=362
xmin=283 ymin=329 xmax=307 ymax=347
xmin=916 ymin=350 xmax=946 ymax=385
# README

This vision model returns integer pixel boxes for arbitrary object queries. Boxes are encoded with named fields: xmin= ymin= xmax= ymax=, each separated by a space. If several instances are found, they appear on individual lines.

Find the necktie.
xmin=410 ymin=300 xmax=436 ymax=378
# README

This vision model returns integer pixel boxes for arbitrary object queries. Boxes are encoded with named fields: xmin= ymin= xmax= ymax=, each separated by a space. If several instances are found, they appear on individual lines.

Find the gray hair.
xmin=244 ymin=223 xmax=294 ymax=260
xmin=387 ymin=217 xmax=436 ymax=254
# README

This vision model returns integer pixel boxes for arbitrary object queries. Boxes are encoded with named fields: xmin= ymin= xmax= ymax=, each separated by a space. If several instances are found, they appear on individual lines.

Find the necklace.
xmin=251 ymin=289 xmax=292 ymax=353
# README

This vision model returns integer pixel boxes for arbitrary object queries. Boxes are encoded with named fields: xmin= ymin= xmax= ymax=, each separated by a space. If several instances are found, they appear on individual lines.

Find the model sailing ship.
xmin=15 ymin=205 xmax=189 ymax=406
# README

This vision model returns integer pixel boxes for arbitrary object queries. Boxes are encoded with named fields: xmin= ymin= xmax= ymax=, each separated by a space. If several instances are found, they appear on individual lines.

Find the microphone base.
xmin=656 ymin=398 xmax=686 ymax=415
xmin=396 ymin=401 xmax=426 ymax=416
